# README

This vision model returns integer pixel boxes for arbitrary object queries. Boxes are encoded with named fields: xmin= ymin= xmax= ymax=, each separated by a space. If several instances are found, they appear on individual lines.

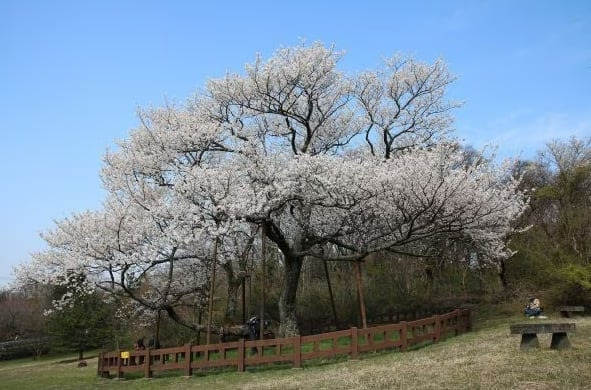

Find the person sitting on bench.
xmin=524 ymin=298 xmax=547 ymax=319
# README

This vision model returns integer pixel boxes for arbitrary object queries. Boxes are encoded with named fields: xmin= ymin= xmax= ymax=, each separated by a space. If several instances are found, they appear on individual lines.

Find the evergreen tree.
xmin=46 ymin=273 xmax=113 ymax=360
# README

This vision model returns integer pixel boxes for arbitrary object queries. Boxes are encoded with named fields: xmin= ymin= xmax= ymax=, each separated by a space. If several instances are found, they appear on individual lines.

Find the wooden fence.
xmin=300 ymin=306 xmax=461 ymax=335
xmin=98 ymin=308 xmax=470 ymax=379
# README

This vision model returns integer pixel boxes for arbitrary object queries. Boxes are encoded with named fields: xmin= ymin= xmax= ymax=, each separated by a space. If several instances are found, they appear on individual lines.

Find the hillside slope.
xmin=1 ymin=312 xmax=589 ymax=389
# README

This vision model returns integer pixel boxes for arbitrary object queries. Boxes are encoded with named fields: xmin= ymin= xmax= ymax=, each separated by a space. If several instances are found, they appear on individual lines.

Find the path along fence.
xmin=98 ymin=308 xmax=470 ymax=379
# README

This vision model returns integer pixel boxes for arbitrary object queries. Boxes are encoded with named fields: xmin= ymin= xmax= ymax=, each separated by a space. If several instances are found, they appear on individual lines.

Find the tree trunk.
xmin=78 ymin=348 xmax=83 ymax=361
xmin=222 ymin=261 xmax=241 ymax=324
xmin=225 ymin=281 xmax=240 ymax=324
xmin=499 ymin=259 xmax=508 ymax=289
xmin=323 ymin=259 xmax=339 ymax=330
xmin=278 ymin=254 xmax=304 ymax=337
xmin=264 ymin=220 xmax=304 ymax=337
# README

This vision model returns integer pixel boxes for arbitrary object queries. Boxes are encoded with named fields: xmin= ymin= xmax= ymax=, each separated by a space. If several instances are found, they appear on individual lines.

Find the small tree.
xmin=0 ymin=289 xmax=49 ymax=359
xmin=45 ymin=274 xmax=112 ymax=360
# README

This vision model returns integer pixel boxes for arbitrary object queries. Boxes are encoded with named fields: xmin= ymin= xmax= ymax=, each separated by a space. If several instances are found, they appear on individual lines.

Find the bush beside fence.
xmin=98 ymin=308 xmax=471 ymax=379
xmin=0 ymin=338 xmax=50 ymax=360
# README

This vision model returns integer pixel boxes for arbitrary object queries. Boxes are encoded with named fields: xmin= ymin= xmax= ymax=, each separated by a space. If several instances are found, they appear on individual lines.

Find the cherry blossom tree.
xmin=17 ymin=199 xmax=212 ymax=329
xmin=17 ymin=43 xmax=528 ymax=336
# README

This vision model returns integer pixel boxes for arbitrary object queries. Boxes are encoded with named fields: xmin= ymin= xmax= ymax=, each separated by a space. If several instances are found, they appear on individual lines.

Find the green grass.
xmin=1 ymin=310 xmax=590 ymax=389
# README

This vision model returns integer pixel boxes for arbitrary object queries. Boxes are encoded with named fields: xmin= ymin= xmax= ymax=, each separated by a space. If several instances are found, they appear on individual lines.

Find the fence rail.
xmin=98 ymin=308 xmax=471 ymax=379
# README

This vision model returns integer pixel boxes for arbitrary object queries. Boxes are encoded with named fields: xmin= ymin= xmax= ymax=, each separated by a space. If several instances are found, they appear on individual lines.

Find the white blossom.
xmin=17 ymin=43 xmax=528 ymax=334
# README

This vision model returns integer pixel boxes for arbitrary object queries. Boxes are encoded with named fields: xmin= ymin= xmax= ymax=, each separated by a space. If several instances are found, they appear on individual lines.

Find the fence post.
xmin=454 ymin=309 xmax=464 ymax=336
xmin=434 ymin=315 xmax=441 ymax=343
xmin=144 ymin=348 xmax=152 ymax=379
xmin=237 ymin=338 xmax=245 ymax=372
xmin=293 ymin=335 xmax=302 ymax=369
xmin=97 ymin=351 xmax=102 ymax=377
xmin=400 ymin=321 xmax=407 ymax=352
xmin=116 ymin=349 xmax=123 ymax=379
xmin=99 ymin=351 xmax=108 ymax=378
xmin=351 ymin=327 xmax=359 ymax=360
xmin=184 ymin=343 xmax=192 ymax=376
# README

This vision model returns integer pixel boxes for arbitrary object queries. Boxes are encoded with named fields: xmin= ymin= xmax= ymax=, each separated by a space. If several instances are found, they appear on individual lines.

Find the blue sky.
xmin=0 ymin=0 xmax=589 ymax=287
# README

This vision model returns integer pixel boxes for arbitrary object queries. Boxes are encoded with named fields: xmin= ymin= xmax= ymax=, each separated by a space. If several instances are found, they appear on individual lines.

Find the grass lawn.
xmin=1 ymin=307 xmax=589 ymax=389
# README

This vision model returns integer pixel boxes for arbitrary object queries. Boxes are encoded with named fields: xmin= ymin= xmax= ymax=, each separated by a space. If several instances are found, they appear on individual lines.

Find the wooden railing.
xmin=98 ymin=308 xmax=470 ymax=379
xmin=299 ymin=306 xmax=459 ymax=335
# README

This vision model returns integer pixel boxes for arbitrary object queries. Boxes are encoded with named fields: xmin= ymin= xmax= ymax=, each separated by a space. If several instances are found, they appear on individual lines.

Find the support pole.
xmin=241 ymin=275 xmax=246 ymax=325
xmin=260 ymin=224 xmax=266 ymax=340
xmin=196 ymin=307 xmax=203 ymax=345
xmin=355 ymin=260 xmax=367 ymax=329
xmin=206 ymin=238 xmax=218 ymax=344
xmin=155 ymin=310 xmax=161 ymax=348
xmin=323 ymin=259 xmax=339 ymax=329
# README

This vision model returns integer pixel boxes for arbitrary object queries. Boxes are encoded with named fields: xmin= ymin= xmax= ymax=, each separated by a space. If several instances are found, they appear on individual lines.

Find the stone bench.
xmin=510 ymin=323 xmax=575 ymax=350
xmin=558 ymin=306 xmax=584 ymax=318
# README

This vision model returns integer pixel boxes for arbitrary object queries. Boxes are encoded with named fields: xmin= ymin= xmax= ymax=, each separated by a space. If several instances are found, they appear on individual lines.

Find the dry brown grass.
xmin=1 ymin=313 xmax=590 ymax=389
xmin=235 ymin=315 xmax=591 ymax=390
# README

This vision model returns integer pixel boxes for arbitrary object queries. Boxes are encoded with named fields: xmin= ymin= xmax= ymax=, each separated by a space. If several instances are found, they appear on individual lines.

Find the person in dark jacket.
xmin=134 ymin=336 xmax=146 ymax=350
xmin=147 ymin=335 xmax=160 ymax=349
xmin=524 ymin=298 xmax=547 ymax=318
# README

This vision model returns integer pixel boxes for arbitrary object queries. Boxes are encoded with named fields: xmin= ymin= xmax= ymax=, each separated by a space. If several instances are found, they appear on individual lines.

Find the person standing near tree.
xmin=134 ymin=336 xmax=145 ymax=350
xmin=147 ymin=335 xmax=160 ymax=349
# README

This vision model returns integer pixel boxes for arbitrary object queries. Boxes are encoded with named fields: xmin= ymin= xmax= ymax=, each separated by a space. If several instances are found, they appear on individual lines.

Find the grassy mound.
xmin=0 ymin=307 xmax=589 ymax=389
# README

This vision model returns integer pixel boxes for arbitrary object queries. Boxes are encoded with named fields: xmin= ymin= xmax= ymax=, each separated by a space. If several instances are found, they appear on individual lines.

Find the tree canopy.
xmin=17 ymin=43 xmax=528 ymax=336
